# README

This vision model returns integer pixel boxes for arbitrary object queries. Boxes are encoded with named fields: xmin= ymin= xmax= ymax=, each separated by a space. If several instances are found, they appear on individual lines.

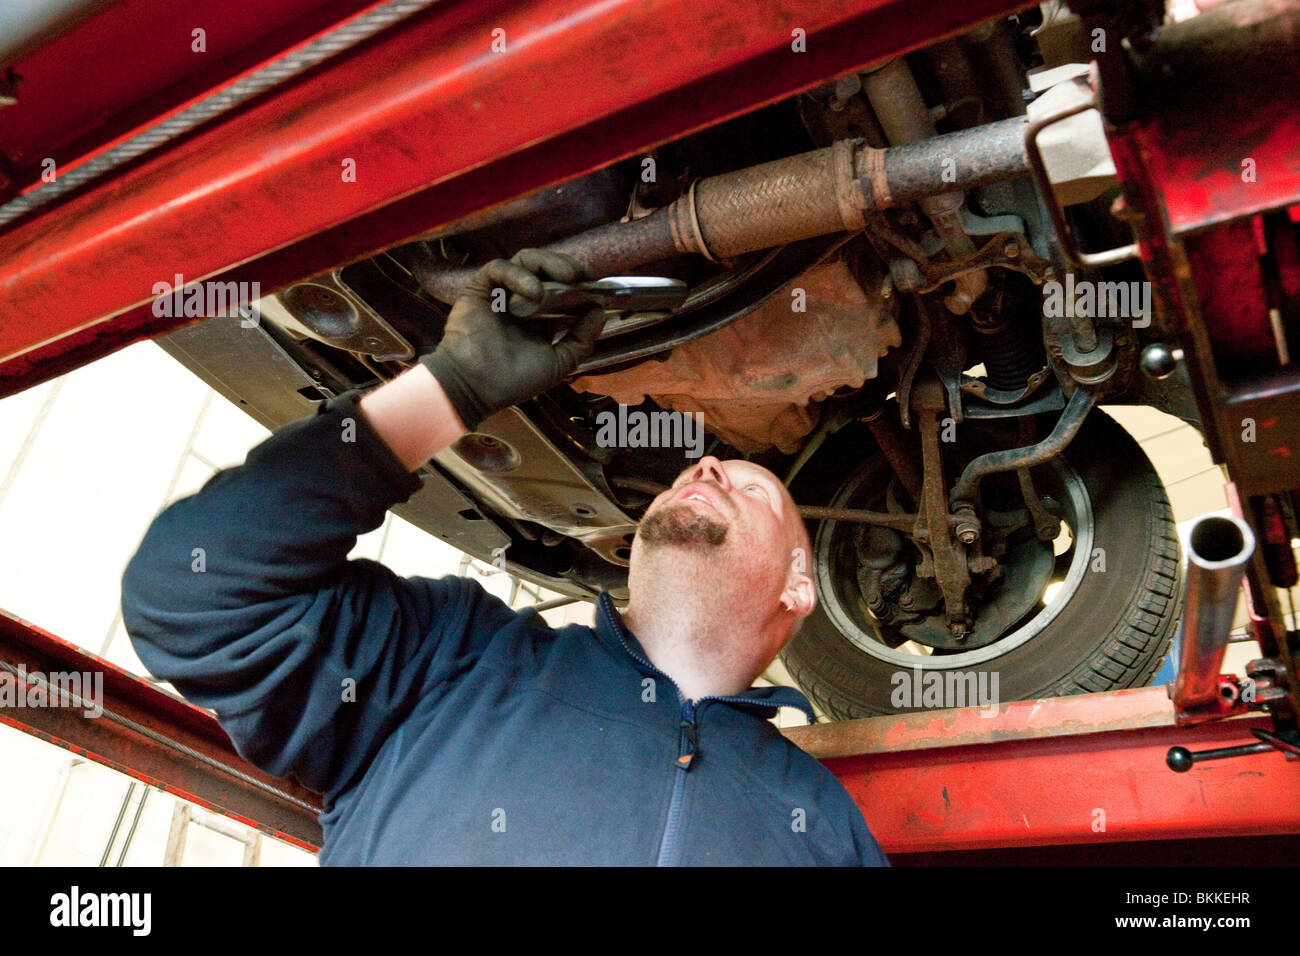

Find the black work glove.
xmin=420 ymin=249 xmax=606 ymax=431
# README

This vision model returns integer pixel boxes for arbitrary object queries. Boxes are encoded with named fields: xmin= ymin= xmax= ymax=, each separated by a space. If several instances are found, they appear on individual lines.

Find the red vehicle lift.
xmin=0 ymin=0 xmax=1297 ymax=860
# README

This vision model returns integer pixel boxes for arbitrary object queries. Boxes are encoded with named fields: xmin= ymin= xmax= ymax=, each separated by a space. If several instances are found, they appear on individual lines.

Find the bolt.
xmin=1002 ymin=239 xmax=1020 ymax=258
xmin=954 ymin=515 xmax=980 ymax=544
xmin=898 ymin=593 xmax=916 ymax=610
xmin=1140 ymin=343 xmax=1179 ymax=380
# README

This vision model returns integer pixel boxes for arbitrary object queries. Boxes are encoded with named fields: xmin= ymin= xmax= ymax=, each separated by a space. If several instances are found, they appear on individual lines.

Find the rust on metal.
xmin=911 ymin=375 xmax=973 ymax=633
xmin=784 ymin=685 xmax=1181 ymax=757
xmin=796 ymin=698 xmax=1298 ymax=853
xmin=863 ymin=410 xmax=923 ymax=501
xmin=573 ymin=256 xmax=900 ymax=453
xmin=0 ymin=608 xmax=323 ymax=850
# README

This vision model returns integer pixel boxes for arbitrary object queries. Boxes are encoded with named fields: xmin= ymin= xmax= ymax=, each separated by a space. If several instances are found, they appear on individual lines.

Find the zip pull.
xmin=677 ymin=701 xmax=700 ymax=770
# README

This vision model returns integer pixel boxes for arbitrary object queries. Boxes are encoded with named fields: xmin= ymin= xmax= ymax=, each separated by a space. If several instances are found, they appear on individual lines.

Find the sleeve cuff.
xmin=317 ymin=390 xmax=425 ymax=502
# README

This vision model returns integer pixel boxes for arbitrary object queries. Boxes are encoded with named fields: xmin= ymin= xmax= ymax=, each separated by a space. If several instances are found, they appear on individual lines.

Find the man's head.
xmin=626 ymin=455 xmax=816 ymax=670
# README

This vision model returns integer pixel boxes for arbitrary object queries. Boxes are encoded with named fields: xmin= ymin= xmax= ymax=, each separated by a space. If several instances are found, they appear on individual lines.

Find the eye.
xmin=743 ymin=483 xmax=770 ymax=501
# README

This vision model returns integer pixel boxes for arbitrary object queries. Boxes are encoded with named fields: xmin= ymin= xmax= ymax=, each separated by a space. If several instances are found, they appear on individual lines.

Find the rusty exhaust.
xmin=410 ymin=117 xmax=1029 ymax=304
xmin=1171 ymin=514 xmax=1256 ymax=714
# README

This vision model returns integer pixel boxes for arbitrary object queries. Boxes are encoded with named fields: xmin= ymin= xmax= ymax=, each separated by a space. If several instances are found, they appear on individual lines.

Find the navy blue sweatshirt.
xmin=121 ymin=393 xmax=888 ymax=865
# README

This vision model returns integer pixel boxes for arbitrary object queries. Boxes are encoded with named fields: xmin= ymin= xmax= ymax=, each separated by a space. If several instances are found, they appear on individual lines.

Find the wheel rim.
xmin=813 ymin=457 xmax=1095 ymax=669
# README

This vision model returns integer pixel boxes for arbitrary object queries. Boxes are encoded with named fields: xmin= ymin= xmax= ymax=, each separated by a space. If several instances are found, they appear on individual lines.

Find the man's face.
xmin=633 ymin=455 xmax=808 ymax=595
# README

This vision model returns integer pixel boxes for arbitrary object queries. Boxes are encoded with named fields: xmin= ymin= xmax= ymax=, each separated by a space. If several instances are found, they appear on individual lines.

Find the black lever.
xmin=1166 ymin=727 xmax=1300 ymax=772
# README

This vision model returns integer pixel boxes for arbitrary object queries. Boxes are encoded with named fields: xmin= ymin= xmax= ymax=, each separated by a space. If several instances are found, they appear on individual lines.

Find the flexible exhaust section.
xmin=412 ymin=117 xmax=1029 ymax=303
xmin=1172 ymin=514 xmax=1257 ymax=713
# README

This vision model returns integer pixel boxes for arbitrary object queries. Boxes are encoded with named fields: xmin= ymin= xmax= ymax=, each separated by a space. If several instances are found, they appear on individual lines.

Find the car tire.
xmin=781 ymin=408 xmax=1182 ymax=720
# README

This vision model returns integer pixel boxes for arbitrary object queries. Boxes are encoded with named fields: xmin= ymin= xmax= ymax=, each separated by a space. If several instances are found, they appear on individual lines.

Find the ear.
xmin=779 ymin=570 xmax=816 ymax=619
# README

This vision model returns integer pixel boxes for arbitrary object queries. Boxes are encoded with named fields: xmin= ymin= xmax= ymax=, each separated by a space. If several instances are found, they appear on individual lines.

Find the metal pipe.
xmin=948 ymin=385 xmax=1097 ymax=507
xmin=1172 ymin=514 xmax=1256 ymax=713
xmin=530 ymin=595 xmax=586 ymax=613
xmin=98 ymin=781 xmax=137 ymax=867
xmin=874 ymin=117 xmax=1029 ymax=203
xmin=863 ymin=411 xmax=923 ymax=501
xmin=114 ymin=788 xmax=150 ymax=867
xmin=410 ymin=208 xmax=681 ymax=304
xmin=861 ymin=57 xmax=985 ymax=314
xmin=413 ymin=119 xmax=1032 ymax=304
xmin=669 ymin=140 xmax=865 ymax=260
xmin=608 ymin=475 xmax=919 ymax=530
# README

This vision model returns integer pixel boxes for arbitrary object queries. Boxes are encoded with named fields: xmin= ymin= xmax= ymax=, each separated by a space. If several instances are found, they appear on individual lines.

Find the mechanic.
xmin=121 ymin=250 xmax=889 ymax=866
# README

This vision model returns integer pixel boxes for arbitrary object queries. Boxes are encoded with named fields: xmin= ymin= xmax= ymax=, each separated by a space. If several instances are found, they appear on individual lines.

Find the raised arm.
xmin=121 ymin=250 xmax=604 ymax=798
xmin=362 ymin=249 xmax=605 ymax=468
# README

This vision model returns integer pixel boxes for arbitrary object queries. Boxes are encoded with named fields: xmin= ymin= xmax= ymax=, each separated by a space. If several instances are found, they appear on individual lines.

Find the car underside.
xmin=3 ymin=0 xmax=1299 ymax=724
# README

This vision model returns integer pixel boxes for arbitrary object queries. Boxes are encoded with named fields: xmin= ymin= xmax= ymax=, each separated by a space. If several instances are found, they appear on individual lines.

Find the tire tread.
xmin=783 ymin=410 xmax=1183 ymax=720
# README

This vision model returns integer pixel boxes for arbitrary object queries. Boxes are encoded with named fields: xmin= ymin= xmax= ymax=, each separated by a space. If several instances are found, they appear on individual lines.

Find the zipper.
xmin=656 ymin=695 xmax=775 ymax=866
xmin=598 ymin=596 xmax=815 ymax=865
xmin=599 ymin=599 xmax=694 ymax=867
xmin=655 ymin=698 xmax=698 ymax=867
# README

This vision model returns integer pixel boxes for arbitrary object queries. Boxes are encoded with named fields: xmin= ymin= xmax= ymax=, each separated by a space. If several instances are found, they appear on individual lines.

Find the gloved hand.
xmin=420 ymin=249 xmax=606 ymax=431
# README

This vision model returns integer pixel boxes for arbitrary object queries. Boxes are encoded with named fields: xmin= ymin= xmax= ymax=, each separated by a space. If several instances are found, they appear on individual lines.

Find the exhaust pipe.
xmin=409 ymin=117 xmax=1030 ymax=304
xmin=1171 ymin=514 xmax=1256 ymax=713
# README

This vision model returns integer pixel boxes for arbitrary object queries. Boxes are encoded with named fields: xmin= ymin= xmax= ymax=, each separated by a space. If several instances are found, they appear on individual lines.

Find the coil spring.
xmin=973 ymin=314 xmax=1041 ymax=391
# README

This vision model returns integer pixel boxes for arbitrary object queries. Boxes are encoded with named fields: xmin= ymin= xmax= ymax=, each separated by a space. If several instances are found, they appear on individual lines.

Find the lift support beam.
xmin=0 ymin=609 xmax=323 ymax=851
xmin=787 ymin=689 xmax=1300 ymax=853
xmin=4 ymin=607 xmax=1297 ymax=857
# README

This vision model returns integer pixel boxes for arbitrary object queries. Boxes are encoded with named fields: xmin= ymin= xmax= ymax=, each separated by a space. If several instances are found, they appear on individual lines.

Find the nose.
xmin=686 ymin=455 xmax=729 ymax=491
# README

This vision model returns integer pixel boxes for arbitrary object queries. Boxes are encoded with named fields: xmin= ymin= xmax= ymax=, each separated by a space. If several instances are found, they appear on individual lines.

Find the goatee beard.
xmin=638 ymin=503 xmax=727 ymax=549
